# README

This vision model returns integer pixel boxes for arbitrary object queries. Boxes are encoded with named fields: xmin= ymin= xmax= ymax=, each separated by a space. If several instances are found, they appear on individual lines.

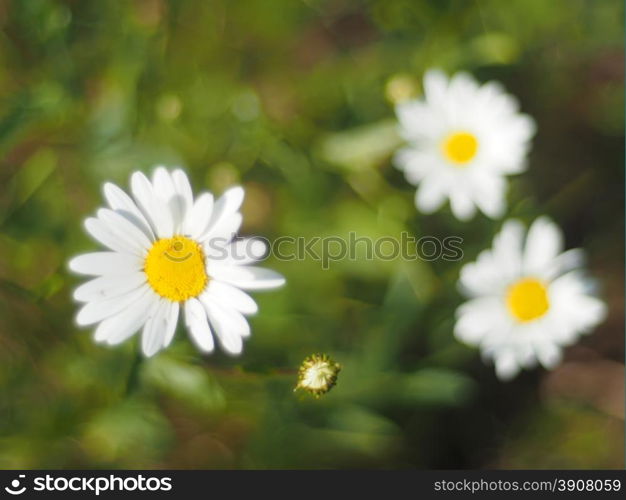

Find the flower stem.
xmin=124 ymin=351 xmax=143 ymax=397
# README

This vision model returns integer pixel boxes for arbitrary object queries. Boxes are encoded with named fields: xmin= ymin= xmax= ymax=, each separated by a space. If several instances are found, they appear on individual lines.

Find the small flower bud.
xmin=295 ymin=353 xmax=341 ymax=398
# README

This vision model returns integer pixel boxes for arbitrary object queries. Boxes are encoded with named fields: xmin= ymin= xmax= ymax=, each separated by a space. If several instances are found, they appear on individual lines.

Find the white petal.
xmin=470 ymin=174 xmax=506 ymax=219
xmin=152 ymin=166 xmax=176 ymax=200
xmin=449 ymin=187 xmax=476 ymax=221
xmin=454 ymin=297 xmax=507 ymax=345
xmin=491 ymin=219 xmax=525 ymax=279
xmin=449 ymin=72 xmax=479 ymax=103
xmin=209 ymin=265 xmax=285 ymax=290
xmin=202 ymin=213 xmax=242 ymax=245
xmin=205 ymin=238 xmax=268 ymax=266
xmin=103 ymin=181 xmax=142 ymax=215
xmin=203 ymin=300 xmax=244 ymax=355
xmin=200 ymin=186 xmax=244 ymax=239
xmin=162 ymin=301 xmax=180 ymax=348
xmin=103 ymin=182 xmax=154 ymax=241
xmin=73 ymin=272 xmax=146 ymax=302
xmin=458 ymin=248 xmax=511 ymax=298
xmin=524 ymin=216 xmax=563 ymax=275
xmin=393 ymin=148 xmax=434 ymax=182
xmin=415 ymin=174 xmax=449 ymax=214
xmin=544 ymin=248 xmax=585 ymax=281
xmin=97 ymin=208 xmax=152 ymax=254
xmin=396 ymin=103 xmax=446 ymax=143
xmin=516 ymin=340 xmax=538 ymax=369
xmin=205 ymin=281 xmax=258 ymax=314
xmin=423 ymin=69 xmax=449 ymax=107
xmin=84 ymin=217 xmax=138 ymax=255
xmin=131 ymin=171 xmax=174 ymax=238
xmin=200 ymin=293 xmax=251 ymax=339
xmin=494 ymin=350 xmax=521 ymax=381
xmin=141 ymin=298 xmax=169 ymax=357
xmin=184 ymin=193 xmax=214 ymax=239
xmin=76 ymin=284 xmax=150 ymax=326
xmin=184 ymin=298 xmax=214 ymax=353
xmin=68 ymin=252 xmax=142 ymax=276
xmin=94 ymin=289 xmax=156 ymax=344
xmin=153 ymin=167 xmax=186 ymax=232
xmin=550 ymin=271 xmax=608 ymax=335
xmin=214 ymin=186 xmax=244 ymax=219
xmin=535 ymin=342 xmax=562 ymax=370
xmin=575 ymin=295 xmax=608 ymax=330
xmin=172 ymin=169 xmax=194 ymax=218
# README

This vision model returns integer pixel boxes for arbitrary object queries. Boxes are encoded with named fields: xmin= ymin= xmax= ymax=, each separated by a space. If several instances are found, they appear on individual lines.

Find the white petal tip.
xmin=222 ymin=346 xmax=243 ymax=356
xmin=67 ymin=256 xmax=81 ymax=273
xmin=142 ymin=346 xmax=160 ymax=358
xmin=223 ymin=186 xmax=245 ymax=205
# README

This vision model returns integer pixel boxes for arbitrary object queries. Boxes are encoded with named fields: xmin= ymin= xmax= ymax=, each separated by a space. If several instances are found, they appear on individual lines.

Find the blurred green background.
xmin=0 ymin=0 xmax=623 ymax=469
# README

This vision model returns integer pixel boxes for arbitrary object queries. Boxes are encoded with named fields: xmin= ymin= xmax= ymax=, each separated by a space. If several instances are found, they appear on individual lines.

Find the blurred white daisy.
xmin=394 ymin=69 xmax=536 ymax=220
xmin=69 ymin=167 xmax=285 ymax=357
xmin=455 ymin=217 xmax=607 ymax=380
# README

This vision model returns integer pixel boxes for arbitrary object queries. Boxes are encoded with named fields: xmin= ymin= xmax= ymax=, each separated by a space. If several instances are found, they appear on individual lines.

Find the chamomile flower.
xmin=455 ymin=217 xmax=607 ymax=380
xmin=69 ymin=167 xmax=285 ymax=357
xmin=394 ymin=69 xmax=536 ymax=220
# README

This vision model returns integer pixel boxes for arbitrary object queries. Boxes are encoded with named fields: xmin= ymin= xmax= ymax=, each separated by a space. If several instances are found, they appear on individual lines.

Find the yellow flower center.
xmin=442 ymin=131 xmax=479 ymax=165
xmin=144 ymin=236 xmax=208 ymax=302
xmin=506 ymin=278 xmax=550 ymax=322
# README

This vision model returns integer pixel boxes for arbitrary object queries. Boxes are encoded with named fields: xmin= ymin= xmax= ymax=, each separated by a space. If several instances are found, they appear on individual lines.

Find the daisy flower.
xmin=454 ymin=217 xmax=607 ymax=380
xmin=69 ymin=167 xmax=285 ymax=357
xmin=394 ymin=69 xmax=536 ymax=220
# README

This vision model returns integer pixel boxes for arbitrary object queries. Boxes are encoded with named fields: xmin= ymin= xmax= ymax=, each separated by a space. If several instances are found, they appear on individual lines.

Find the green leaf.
xmin=141 ymin=355 xmax=226 ymax=413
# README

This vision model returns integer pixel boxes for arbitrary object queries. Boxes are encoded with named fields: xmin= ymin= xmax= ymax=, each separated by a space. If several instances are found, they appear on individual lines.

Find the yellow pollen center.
xmin=144 ymin=236 xmax=208 ymax=302
xmin=506 ymin=278 xmax=550 ymax=322
xmin=442 ymin=131 xmax=479 ymax=165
